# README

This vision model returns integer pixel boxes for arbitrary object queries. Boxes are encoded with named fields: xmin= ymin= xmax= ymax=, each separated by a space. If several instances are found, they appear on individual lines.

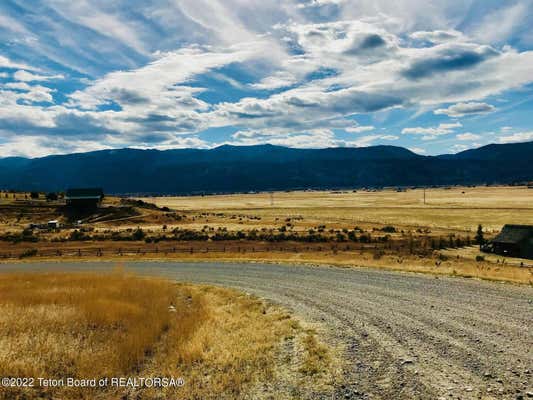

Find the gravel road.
xmin=2 ymin=261 xmax=532 ymax=399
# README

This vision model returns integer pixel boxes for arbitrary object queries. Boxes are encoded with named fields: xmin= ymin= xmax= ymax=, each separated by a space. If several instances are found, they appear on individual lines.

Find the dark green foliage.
xmin=132 ymin=228 xmax=146 ymax=241
xmin=46 ymin=192 xmax=58 ymax=201
xmin=475 ymin=224 xmax=485 ymax=245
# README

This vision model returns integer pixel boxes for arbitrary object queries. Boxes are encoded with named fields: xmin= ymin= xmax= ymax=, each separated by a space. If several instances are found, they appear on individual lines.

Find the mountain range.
xmin=1 ymin=142 xmax=532 ymax=194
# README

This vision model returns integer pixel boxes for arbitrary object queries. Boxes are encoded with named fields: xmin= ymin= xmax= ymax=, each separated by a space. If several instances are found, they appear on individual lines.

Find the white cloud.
xmin=345 ymin=125 xmax=375 ymax=133
xmin=249 ymin=71 xmax=297 ymax=90
xmin=408 ymin=147 xmax=426 ymax=154
xmin=498 ymin=131 xmax=533 ymax=144
xmin=1 ymin=1 xmax=533 ymax=156
xmin=13 ymin=70 xmax=64 ymax=82
xmin=456 ymin=133 xmax=481 ymax=141
xmin=410 ymin=30 xmax=464 ymax=44
xmin=469 ymin=2 xmax=531 ymax=45
xmin=402 ymin=122 xmax=462 ymax=140
xmin=434 ymin=102 xmax=496 ymax=117
xmin=451 ymin=144 xmax=468 ymax=153
xmin=0 ymin=55 xmax=37 ymax=71
xmin=3 ymin=82 xmax=56 ymax=103
xmin=230 ymin=128 xmax=340 ymax=148
xmin=0 ymin=135 xmax=111 ymax=158
xmin=352 ymin=134 xmax=398 ymax=147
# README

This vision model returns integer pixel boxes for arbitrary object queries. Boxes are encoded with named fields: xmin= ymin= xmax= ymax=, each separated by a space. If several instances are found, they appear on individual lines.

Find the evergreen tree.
xmin=475 ymin=224 xmax=485 ymax=245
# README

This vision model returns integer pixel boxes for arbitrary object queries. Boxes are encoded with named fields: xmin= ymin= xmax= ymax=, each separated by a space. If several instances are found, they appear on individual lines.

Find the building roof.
xmin=65 ymin=188 xmax=104 ymax=200
xmin=492 ymin=224 xmax=533 ymax=244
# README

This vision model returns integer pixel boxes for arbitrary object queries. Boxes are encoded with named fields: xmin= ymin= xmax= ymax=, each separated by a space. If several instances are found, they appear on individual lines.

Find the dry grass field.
xmin=140 ymin=186 xmax=533 ymax=234
xmin=1 ymin=186 xmax=532 ymax=284
xmin=0 ymin=269 xmax=336 ymax=399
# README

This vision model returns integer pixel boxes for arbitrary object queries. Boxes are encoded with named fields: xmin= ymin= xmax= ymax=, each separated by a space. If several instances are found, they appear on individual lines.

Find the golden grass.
xmin=0 ymin=270 xmax=336 ymax=399
xmin=139 ymin=186 xmax=533 ymax=233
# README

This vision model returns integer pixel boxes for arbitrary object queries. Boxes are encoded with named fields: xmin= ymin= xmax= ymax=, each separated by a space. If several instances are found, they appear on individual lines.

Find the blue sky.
xmin=1 ymin=0 xmax=533 ymax=157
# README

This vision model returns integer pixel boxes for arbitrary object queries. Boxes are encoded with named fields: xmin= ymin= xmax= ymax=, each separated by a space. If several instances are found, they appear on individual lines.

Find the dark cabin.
xmin=65 ymin=188 xmax=104 ymax=209
xmin=490 ymin=225 xmax=533 ymax=259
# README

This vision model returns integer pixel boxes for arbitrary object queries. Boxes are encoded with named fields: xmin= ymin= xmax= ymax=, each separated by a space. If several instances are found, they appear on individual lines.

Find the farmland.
xmin=139 ymin=185 xmax=533 ymax=233
xmin=0 ymin=186 xmax=532 ymax=283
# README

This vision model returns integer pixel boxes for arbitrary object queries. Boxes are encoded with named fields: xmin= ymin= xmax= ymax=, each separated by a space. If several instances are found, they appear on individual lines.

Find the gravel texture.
xmin=2 ymin=261 xmax=532 ymax=399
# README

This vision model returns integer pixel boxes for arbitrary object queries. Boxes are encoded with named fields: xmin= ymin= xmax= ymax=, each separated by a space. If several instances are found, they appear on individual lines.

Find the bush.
xmin=372 ymin=250 xmax=385 ymax=260
xmin=69 ymin=230 xmax=89 ymax=241
xmin=19 ymin=248 xmax=38 ymax=258
xmin=46 ymin=192 xmax=58 ymax=201
xmin=475 ymin=255 xmax=485 ymax=262
xmin=437 ymin=253 xmax=448 ymax=261
xmin=132 ymin=228 xmax=146 ymax=241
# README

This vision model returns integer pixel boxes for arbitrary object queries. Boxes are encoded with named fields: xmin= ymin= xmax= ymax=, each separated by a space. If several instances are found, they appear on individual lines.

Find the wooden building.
xmin=489 ymin=225 xmax=533 ymax=259
xmin=65 ymin=188 xmax=104 ymax=208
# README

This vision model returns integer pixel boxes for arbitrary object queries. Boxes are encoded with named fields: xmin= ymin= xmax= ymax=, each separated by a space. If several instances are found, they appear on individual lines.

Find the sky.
xmin=1 ymin=0 xmax=533 ymax=158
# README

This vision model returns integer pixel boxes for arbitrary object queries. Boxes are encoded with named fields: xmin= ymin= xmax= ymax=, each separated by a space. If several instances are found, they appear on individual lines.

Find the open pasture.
xmin=140 ymin=186 xmax=533 ymax=234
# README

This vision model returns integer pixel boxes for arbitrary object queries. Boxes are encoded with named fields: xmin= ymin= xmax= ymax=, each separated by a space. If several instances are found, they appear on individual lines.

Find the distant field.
xmin=1 ymin=186 xmax=532 ymax=283
xmin=140 ymin=186 xmax=533 ymax=233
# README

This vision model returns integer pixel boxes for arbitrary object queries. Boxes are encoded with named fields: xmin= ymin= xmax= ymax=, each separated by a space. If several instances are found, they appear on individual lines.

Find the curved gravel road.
xmin=2 ymin=261 xmax=532 ymax=399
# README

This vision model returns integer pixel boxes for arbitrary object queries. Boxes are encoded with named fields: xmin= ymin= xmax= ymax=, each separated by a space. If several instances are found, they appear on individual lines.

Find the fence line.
xmin=1 ymin=243 xmax=367 ymax=260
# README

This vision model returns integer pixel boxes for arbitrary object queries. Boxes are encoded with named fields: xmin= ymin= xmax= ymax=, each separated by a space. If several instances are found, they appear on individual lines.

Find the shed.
xmin=490 ymin=225 xmax=533 ymax=259
xmin=47 ymin=220 xmax=60 ymax=229
xmin=65 ymin=188 xmax=104 ymax=208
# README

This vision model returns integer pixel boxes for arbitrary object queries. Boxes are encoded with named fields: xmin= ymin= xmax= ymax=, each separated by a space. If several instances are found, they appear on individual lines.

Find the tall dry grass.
xmin=0 ymin=269 xmax=206 ymax=399
xmin=139 ymin=284 xmax=337 ymax=399
xmin=0 ymin=271 xmax=336 ymax=399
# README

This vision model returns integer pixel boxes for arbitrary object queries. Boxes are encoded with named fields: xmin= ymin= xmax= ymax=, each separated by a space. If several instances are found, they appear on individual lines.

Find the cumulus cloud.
xmin=410 ymin=30 xmax=464 ymax=44
xmin=0 ymin=55 xmax=37 ymax=71
xmin=401 ymin=43 xmax=499 ymax=80
xmin=456 ymin=133 xmax=481 ymax=141
xmin=13 ymin=70 xmax=64 ymax=82
xmin=451 ymin=144 xmax=469 ymax=153
xmin=345 ymin=125 xmax=375 ymax=133
xmin=352 ymin=134 xmax=398 ymax=147
xmin=0 ymin=135 xmax=112 ymax=158
xmin=434 ymin=102 xmax=496 ymax=117
xmin=408 ymin=147 xmax=426 ymax=154
xmin=402 ymin=122 xmax=462 ymax=140
xmin=0 ymin=1 xmax=533 ymax=156
xmin=229 ymin=128 xmax=341 ymax=148
xmin=498 ymin=131 xmax=533 ymax=144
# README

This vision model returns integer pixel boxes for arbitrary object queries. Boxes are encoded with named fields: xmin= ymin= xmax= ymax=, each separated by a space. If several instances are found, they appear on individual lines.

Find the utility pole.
xmin=423 ymin=188 xmax=426 ymax=205
xmin=270 ymin=192 xmax=274 ymax=207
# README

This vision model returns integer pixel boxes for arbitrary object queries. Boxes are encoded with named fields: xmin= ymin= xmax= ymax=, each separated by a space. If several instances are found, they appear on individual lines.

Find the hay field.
xmin=140 ymin=186 xmax=533 ymax=234
xmin=0 ymin=270 xmax=335 ymax=399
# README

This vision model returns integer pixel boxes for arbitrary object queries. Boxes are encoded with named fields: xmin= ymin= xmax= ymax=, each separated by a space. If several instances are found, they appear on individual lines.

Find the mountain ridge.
xmin=1 ymin=142 xmax=532 ymax=194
